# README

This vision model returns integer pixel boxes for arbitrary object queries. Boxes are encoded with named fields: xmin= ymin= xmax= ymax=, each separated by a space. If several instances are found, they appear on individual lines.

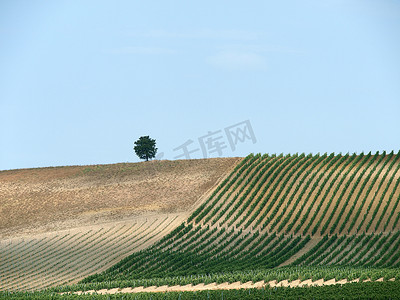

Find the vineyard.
xmin=1 ymin=152 xmax=400 ymax=298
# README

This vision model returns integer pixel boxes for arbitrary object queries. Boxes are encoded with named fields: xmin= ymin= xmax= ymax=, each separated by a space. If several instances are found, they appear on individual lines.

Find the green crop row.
xmin=45 ymin=266 xmax=400 ymax=293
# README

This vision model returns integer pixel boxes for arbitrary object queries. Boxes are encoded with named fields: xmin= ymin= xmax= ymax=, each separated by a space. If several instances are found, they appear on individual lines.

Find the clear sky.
xmin=1 ymin=1 xmax=399 ymax=170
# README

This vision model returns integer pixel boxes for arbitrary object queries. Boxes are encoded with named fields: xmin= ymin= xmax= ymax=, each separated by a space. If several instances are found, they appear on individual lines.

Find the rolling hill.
xmin=1 ymin=152 xmax=400 ymax=296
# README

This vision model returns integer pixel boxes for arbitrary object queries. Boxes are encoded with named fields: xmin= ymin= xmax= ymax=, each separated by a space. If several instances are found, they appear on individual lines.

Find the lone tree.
xmin=134 ymin=136 xmax=157 ymax=161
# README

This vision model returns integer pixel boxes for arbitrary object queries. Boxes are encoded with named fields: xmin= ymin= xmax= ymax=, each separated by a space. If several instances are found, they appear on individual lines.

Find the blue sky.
xmin=1 ymin=1 xmax=399 ymax=170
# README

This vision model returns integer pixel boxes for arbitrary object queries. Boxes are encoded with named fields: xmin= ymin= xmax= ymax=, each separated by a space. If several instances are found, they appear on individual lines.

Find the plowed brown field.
xmin=0 ymin=157 xmax=240 ymax=238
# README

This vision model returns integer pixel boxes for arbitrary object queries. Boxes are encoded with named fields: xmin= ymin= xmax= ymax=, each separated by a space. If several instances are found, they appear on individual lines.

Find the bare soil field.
xmin=0 ymin=158 xmax=241 ymax=238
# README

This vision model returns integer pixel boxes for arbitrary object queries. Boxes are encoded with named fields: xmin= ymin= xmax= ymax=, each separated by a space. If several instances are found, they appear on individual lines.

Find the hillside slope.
xmin=191 ymin=151 xmax=400 ymax=236
xmin=2 ymin=152 xmax=400 ymax=293
xmin=77 ymin=152 xmax=400 ymax=291
xmin=0 ymin=158 xmax=240 ymax=291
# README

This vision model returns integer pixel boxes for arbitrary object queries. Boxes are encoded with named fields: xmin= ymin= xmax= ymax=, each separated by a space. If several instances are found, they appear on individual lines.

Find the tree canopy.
xmin=133 ymin=136 xmax=157 ymax=161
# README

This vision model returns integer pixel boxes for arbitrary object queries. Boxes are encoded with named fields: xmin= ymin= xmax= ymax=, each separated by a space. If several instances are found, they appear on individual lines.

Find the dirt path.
xmin=69 ymin=278 xmax=394 ymax=295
